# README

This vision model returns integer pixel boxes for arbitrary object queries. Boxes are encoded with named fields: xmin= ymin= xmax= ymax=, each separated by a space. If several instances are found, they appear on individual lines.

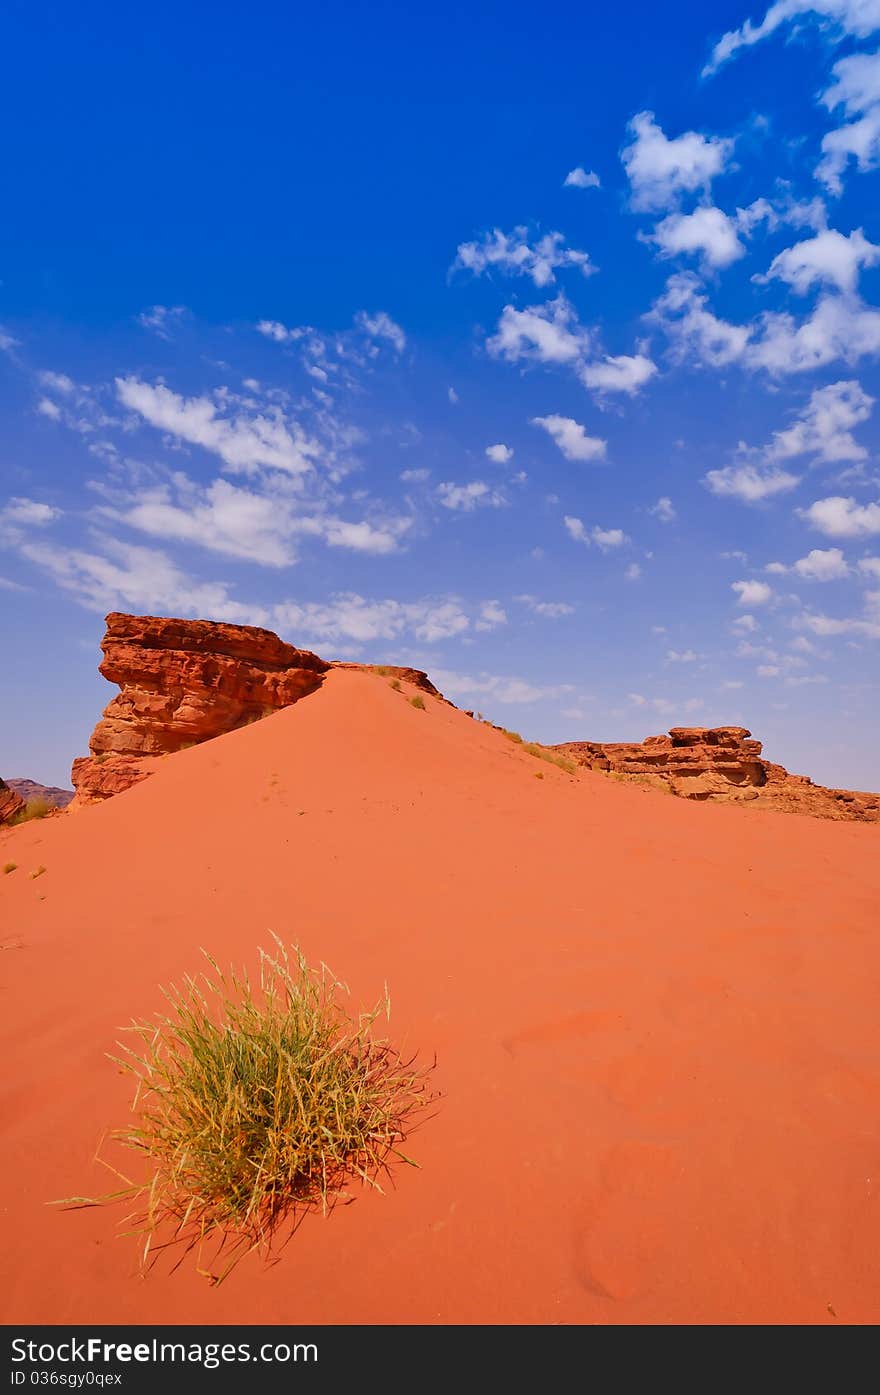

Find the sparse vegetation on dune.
xmin=389 ymin=679 xmax=402 ymax=692
xmin=409 ymin=695 xmax=426 ymax=711
xmin=10 ymin=796 xmax=52 ymax=825
xmin=60 ymin=938 xmax=435 ymax=1282
xmin=3 ymin=862 xmax=17 ymax=874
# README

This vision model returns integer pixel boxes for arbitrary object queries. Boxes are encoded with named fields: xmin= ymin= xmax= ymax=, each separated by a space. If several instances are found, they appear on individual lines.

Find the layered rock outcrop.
xmin=6 ymin=779 xmax=74 ymax=809
xmin=0 ymin=777 xmax=25 ymax=826
xmin=553 ymin=726 xmax=880 ymax=822
xmin=72 ymin=613 xmax=329 ymax=802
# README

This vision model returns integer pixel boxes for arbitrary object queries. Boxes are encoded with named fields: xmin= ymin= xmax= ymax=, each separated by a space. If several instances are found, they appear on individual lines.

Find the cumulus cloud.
xmin=530 ymin=414 xmax=607 ymax=461
xmin=137 ymin=305 xmax=187 ymax=339
xmin=487 ymin=295 xmax=592 ymax=365
xmin=273 ymin=593 xmax=497 ymax=647
xmin=792 ymin=546 xmax=851 ymax=579
xmin=19 ymin=536 xmax=269 ymax=624
xmin=651 ymin=206 xmax=745 ymax=269
xmin=667 ymin=648 xmax=699 ymax=662
xmin=1 ymin=497 xmax=61 ymax=528
xmin=651 ymin=272 xmax=880 ymax=376
xmin=515 ymin=594 xmax=575 ymax=617
xmin=353 ymin=311 xmax=406 ymax=353
xmin=622 ymin=111 xmax=734 ymax=211
xmin=703 ymin=463 xmax=800 ymax=502
xmin=800 ymin=494 xmax=880 ymax=536
xmin=649 ymin=496 xmax=676 ymax=522
xmin=564 ymin=167 xmax=601 ymax=189
xmin=485 ymin=443 xmax=513 ymax=463
xmin=564 ymin=516 xmax=628 ymax=549
xmin=703 ymin=2 xmax=880 ymax=79
xmin=858 ymin=554 xmax=880 ymax=575
xmin=435 ymin=480 xmax=507 ymax=511
xmin=732 ymin=579 xmax=774 ymax=605
xmin=452 ymin=227 xmax=594 ymax=288
xmin=757 ymin=227 xmax=880 ymax=294
xmin=116 ymin=378 xmax=323 ymax=476
xmin=431 ymin=669 xmax=575 ymax=704
xmin=801 ymin=588 xmax=880 ymax=639
xmin=766 ymin=379 xmax=874 ymax=463
xmin=579 ymin=353 xmax=657 ymax=395
xmin=818 ymin=48 xmax=880 ymax=192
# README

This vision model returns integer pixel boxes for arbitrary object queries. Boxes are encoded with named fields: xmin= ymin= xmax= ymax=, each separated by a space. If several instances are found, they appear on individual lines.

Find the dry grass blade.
xmin=56 ymin=936 xmax=436 ymax=1281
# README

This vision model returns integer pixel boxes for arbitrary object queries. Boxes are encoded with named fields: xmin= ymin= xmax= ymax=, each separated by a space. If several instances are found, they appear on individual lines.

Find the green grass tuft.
xmin=58 ymin=938 xmax=435 ymax=1281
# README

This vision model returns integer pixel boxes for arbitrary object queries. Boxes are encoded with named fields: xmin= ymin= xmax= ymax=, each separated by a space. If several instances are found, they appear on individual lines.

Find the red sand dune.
xmin=1 ymin=668 xmax=878 ymax=1324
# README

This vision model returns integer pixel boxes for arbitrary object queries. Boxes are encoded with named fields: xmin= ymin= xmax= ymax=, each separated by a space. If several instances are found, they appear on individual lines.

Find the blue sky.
xmin=2 ymin=0 xmax=879 ymax=790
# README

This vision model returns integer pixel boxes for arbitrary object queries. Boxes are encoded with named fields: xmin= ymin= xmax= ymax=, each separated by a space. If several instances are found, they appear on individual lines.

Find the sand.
xmin=1 ymin=669 xmax=878 ymax=1324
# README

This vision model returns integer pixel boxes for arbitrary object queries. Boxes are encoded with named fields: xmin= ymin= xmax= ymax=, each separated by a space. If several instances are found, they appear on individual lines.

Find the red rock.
xmin=0 ymin=777 xmax=25 ymax=826
xmin=553 ymin=727 xmax=880 ymax=823
xmin=72 ymin=612 xmax=329 ymax=802
xmin=330 ymin=661 xmax=446 ymax=699
xmin=70 ymin=754 xmax=156 ymax=805
xmin=6 ymin=779 xmax=74 ymax=809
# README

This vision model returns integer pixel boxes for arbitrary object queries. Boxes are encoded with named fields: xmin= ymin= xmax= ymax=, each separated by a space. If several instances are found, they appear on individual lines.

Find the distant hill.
xmin=6 ymin=778 xmax=74 ymax=808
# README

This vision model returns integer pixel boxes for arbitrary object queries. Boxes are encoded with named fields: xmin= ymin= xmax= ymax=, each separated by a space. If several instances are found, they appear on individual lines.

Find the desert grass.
xmin=389 ymin=679 xmax=402 ymax=692
xmin=3 ymin=862 xmax=17 ymax=874
xmin=10 ymin=796 xmax=52 ymax=825
xmin=409 ymin=695 xmax=426 ymax=710
xmin=58 ymin=938 xmax=435 ymax=1281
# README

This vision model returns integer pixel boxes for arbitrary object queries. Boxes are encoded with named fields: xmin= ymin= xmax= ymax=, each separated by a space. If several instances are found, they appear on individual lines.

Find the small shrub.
xmin=373 ymin=666 xmax=394 ymax=677
xmin=389 ymin=679 xmax=402 ymax=692
xmin=500 ymin=727 xmax=523 ymax=744
xmin=3 ymin=862 xmax=17 ymax=874
xmin=521 ymin=743 xmax=577 ymax=776
xmin=533 ymin=772 xmax=544 ymax=780
xmin=10 ymin=796 xmax=52 ymax=826
xmin=29 ymin=866 xmax=46 ymax=880
xmin=410 ymin=695 xmax=426 ymax=711
xmin=60 ymin=939 xmax=434 ymax=1280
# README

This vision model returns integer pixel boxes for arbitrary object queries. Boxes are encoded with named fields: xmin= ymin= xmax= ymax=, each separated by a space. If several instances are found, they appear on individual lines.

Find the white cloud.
xmin=625 ymin=562 xmax=642 ymax=581
xmin=485 ymin=443 xmax=513 ymax=464
xmin=732 ymin=579 xmax=774 ymax=606
xmin=432 ymin=669 xmax=574 ymax=704
xmin=667 ymin=648 xmax=699 ymax=662
xmin=37 ymin=398 xmax=62 ymax=420
xmin=651 ymin=273 xmax=880 ymax=376
xmin=757 ymin=227 xmax=880 ymax=294
xmin=800 ymin=494 xmax=880 ymax=536
xmin=274 ymin=593 xmax=480 ymax=647
xmin=436 ymin=480 xmax=507 ymax=511
xmin=38 ymin=371 xmax=75 ymax=394
xmin=475 ymin=600 xmax=507 ymax=630
xmin=651 ymin=206 xmax=745 ymax=269
xmin=400 ymin=467 xmax=430 ymax=482
xmin=448 ymin=387 xmax=459 ymax=404
xmin=579 ymin=353 xmax=657 ymax=395
xmin=703 ymin=2 xmax=880 ymax=79
xmin=732 ymin=614 xmax=759 ymax=631
xmin=649 ymin=496 xmax=676 ymax=522
xmin=256 ymin=319 xmax=304 ymax=344
xmin=704 ymin=463 xmax=800 ymax=502
xmin=792 ymin=546 xmax=850 ymax=579
xmin=353 ymin=311 xmax=406 ymax=353
xmin=858 ymin=555 xmax=880 ymax=575
xmin=137 ymin=305 xmax=187 ymax=339
xmin=0 ymin=326 xmax=20 ymax=352
xmin=530 ymin=414 xmax=606 ymax=461
xmin=515 ymin=594 xmax=575 ymax=617
xmin=565 ymin=516 xmax=628 ymax=549
xmin=649 ymin=272 xmax=750 ymax=367
xmin=487 ymin=295 xmax=592 ymax=365
xmin=622 ymin=111 xmax=734 ymax=211
xmin=801 ymin=588 xmax=880 ymax=638
xmin=564 ymin=167 xmax=601 ymax=189
xmin=818 ymin=49 xmax=880 ymax=192
xmin=2 ymin=497 xmax=60 ymax=527
xmin=116 ymin=377 xmax=323 ymax=476
xmin=766 ymin=379 xmax=873 ymax=462
xmin=19 ymin=536 xmax=268 ymax=624
xmin=452 ymin=227 xmax=594 ymax=288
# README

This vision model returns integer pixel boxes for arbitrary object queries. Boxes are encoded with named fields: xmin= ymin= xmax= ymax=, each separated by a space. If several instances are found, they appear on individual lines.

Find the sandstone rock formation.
xmin=330 ymin=661 xmax=445 ymax=699
xmin=0 ymin=777 xmax=25 ymax=826
xmin=6 ymin=779 xmax=74 ymax=809
xmin=72 ymin=612 xmax=329 ymax=802
xmin=553 ymin=726 xmax=880 ymax=822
